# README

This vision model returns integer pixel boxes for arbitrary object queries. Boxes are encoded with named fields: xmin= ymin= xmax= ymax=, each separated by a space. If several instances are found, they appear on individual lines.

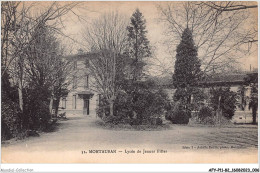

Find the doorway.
xmin=83 ymin=99 xmax=90 ymax=115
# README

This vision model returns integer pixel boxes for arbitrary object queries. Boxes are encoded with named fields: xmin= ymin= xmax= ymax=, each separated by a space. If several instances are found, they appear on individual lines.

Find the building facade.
xmin=152 ymin=72 xmax=258 ymax=124
xmin=58 ymin=52 xmax=98 ymax=117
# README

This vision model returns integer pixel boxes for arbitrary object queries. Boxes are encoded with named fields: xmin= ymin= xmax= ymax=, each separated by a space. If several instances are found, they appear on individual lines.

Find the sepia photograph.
xmin=1 ymin=0 xmax=258 ymax=166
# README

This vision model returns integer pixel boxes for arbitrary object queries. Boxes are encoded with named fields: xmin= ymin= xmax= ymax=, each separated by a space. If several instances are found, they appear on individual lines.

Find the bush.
xmin=95 ymin=80 xmax=169 ymax=126
xmin=96 ymin=96 xmax=110 ymax=118
xmin=209 ymin=87 xmax=237 ymax=119
xmin=1 ymin=98 xmax=22 ymax=140
xmin=189 ymin=113 xmax=233 ymax=126
xmin=114 ymin=90 xmax=133 ymax=119
xmin=170 ymin=110 xmax=190 ymax=124
xmin=23 ymin=87 xmax=52 ymax=131
xmin=99 ymin=80 xmax=169 ymax=125
xmin=32 ymin=103 xmax=52 ymax=131
xmin=129 ymin=83 xmax=168 ymax=125
xmin=198 ymin=106 xmax=213 ymax=120
xmin=102 ymin=116 xmax=122 ymax=125
xmin=166 ymin=102 xmax=191 ymax=124
xmin=150 ymin=117 xmax=163 ymax=125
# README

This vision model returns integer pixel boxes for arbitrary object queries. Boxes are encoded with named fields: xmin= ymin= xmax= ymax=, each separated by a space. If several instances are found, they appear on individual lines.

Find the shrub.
xmin=23 ymin=86 xmax=52 ymax=131
xmin=24 ymin=101 xmax=51 ymax=131
xmin=107 ymin=81 xmax=169 ymax=125
xmin=150 ymin=117 xmax=163 ymax=125
xmin=190 ymin=113 xmax=232 ymax=126
xmin=166 ymin=102 xmax=191 ymax=124
xmin=170 ymin=110 xmax=190 ymax=124
xmin=1 ymin=98 xmax=22 ymax=140
xmin=198 ymin=106 xmax=213 ymax=120
xmin=96 ymin=97 xmax=110 ymax=118
xmin=199 ymin=116 xmax=215 ymax=125
xmin=209 ymin=87 xmax=237 ymax=119
xmin=114 ymin=90 xmax=133 ymax=119
xmin=129 ymin=84 xmax=168 ymax=124
xmin=102 ymin=116 xmax=122 ymax=125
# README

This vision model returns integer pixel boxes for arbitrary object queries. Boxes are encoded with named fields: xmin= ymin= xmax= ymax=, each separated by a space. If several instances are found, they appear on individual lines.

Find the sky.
xmin=27 ymin=1 xmax=258 ymax=76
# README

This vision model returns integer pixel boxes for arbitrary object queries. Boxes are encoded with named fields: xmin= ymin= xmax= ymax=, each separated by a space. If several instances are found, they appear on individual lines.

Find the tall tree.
xmin=173 ymin=28 xmax=201 ymax=106
xmin=82 ymin=12 xmax=128 ymax=116
xmin=244 ymin=73 xmax=258 ymax=124
xmin=2 ymin=2 xmax=79 ymax=114
xmin=158 ymin=1 xmax=257 ymax=74
xmin=126 ymin=9 xmax=151 ymax=81
xmin=24 ymin=24 xmax=66 ymax=115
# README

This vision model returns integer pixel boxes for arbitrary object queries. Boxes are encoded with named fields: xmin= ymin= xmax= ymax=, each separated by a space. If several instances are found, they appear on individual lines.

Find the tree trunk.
xmin=54 ymin=97 xmax=60 ymax=117
xmin=187 ymin=94 xmax=191 ymax=104
xmin=252 ymin=106 xmax=257 ymax=124
xmin=49 ymin=94 xmax=54 ymax=117
xmin=109 ymin=100 xmax=114 ymax=116
xmin=18 ymin=79 xmax=23 ymax=112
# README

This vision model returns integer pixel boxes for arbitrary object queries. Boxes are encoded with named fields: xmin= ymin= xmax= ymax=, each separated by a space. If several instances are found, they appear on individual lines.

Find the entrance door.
xmin=83 ymin=99 xmax=90 ymax=115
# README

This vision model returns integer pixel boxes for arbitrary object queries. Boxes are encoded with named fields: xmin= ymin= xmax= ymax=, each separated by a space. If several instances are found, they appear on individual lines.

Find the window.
xmin=73 ymin=76 xmax=77 ymax=89
xmin=73 ymin=95 xmax=77 ymax=109
xmin=62 ymin=98 xmax=66 ymax=109
xmin=84 ymin=74 xmax=89 ymax=89
xmin=73 ymin=61 xmax=77 ymax=70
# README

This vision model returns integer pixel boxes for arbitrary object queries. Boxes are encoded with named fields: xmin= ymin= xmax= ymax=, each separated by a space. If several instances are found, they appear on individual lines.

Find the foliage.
xmin=102 ymin=116 xmax=122 ymax=125
xmin=165 ymin=101 xmax=191 ymax=124
xmin=158 ymin=2 xmax=257 ymax=74
xmin=1 ymin=2 xmax=78 ymax=141
xmin=190 ymin=88 xmax=207 ymax=111
xmin=1 ymin=69 xmax=21 ymax=140
xmin=173 ymin=87 xmax=206 ymax=112
xmin=173 ymin=28 xmax=201 ymax=88
xmin=96 ymin=97 xmax=111 ymax=118
xmin=1 ymin=97 xmax=22 ymax=140
xmin=114 ymin=90 xmax=133 ymax=119
xmin=83 ymin=12 xmax=129 ymax=116
xmin=209 ymin=87 xmax=237 ymax=119
xmin=1 ymin=70 xmax=18 ymax=102
xmin=198 ymin=106 xmax=213 ymax=121
xmin=126 ymin=8 xmax=151 ymax=81
xmin=130 ymin=81 xmax=168 ymax=123
xmin=173 ymin=28 xmax=202 ymax=116
xmin=98 ymin=80 xmax=169 ymax=125
xmin=237 ymin=86 xmax=247 ymax=111
xmin=189 ymin=112 xmax=233 ymax=126
xmin=244 ymin=72 xmax=258 ymax=124
xmin=23 ymin=85 xmax=52 ymax=131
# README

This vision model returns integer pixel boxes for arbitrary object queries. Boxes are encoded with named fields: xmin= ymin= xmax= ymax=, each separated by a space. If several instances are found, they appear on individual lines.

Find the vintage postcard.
xmin=1 ymin=1 xmax=258 ymax=165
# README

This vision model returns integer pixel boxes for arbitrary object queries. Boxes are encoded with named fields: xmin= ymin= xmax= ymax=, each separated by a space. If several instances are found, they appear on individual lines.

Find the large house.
xmin=151 ymin=71 xmax=258 ymax=124
xmin=58 ymin=49 xmax=257 ymax=123
xmin=58 ymin=51 xmax=98 ymax=117
xmin=201 ymin=72 xmax=258 ymax=124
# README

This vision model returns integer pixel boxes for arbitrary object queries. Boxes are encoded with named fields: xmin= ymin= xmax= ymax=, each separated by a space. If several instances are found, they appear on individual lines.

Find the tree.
xmin=158 ymin=1 xmax=257 ymax=74
xmin=209 ymin=87 xmax=237 ymax=120
xmin=24 ymin=24 xmax=70 ymax=116
xmin=1 ymin=2 xmax=80 ymax=133
xmin=173 ymin=28 xmax=201 ymax=107
xmin=1 ymin=2 xmax=21 ymax=77
xmin=82 ymin=12 xmax=128 ymax=117
xmin=126 ymin=9 xmax=151 ymax=81
xmin=244 ymin=73 xmax=258 ymax=124
xmin=2 ymin=2 xmax=79 ymax=114
xmin=201 ymin=2 xmax=257 ymax=12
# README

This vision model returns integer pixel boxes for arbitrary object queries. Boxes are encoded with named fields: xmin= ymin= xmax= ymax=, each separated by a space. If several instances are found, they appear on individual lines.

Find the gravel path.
xmin=1 ymin=116 xmax=258 ymax=163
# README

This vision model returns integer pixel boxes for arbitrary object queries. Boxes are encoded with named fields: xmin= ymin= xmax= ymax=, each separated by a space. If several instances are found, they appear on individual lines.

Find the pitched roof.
xmin=200 ymin=73 xmax=247 ymax=86
xmin=148 ymin=72 xmax=258 ymax=87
